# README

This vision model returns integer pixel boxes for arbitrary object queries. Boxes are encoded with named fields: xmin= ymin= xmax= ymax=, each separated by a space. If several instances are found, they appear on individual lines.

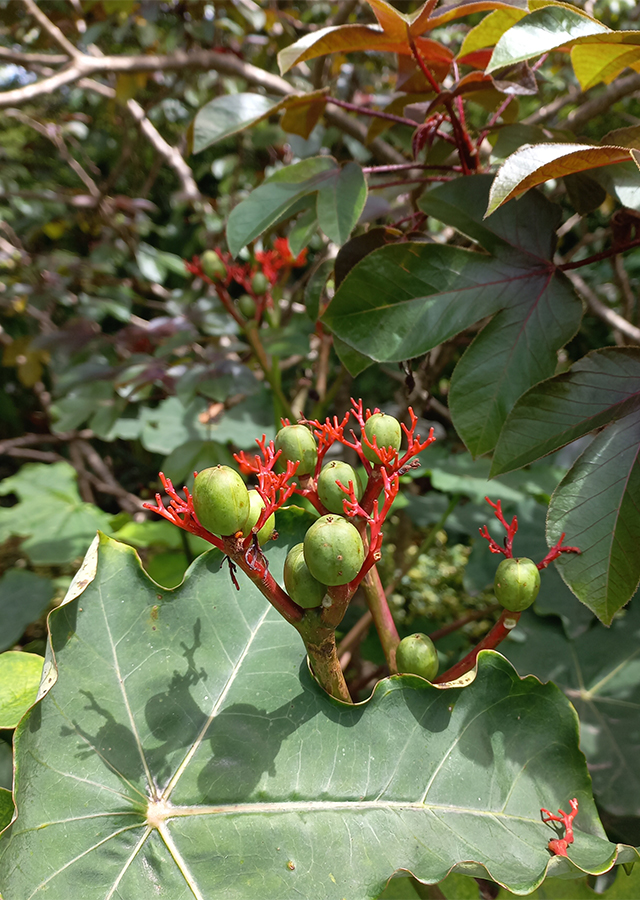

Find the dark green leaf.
xmin=193 ymin=94 xmax=284 ymax=153
xmin=0 ymin=788 xmax=13 ymax=834
xmin=226 ymin=156 xmax=337 ymax=256
xmin=502 ymin=606 xmax=640 ymax=817
xmin=304 ymin=259 xmax=334 ymax=321
xmin=316 ymin=161 xmax=367 ymax=245
xmin=0 ymin=569 xmax=54 ymax=652
xmin=3 ymin=531 xmax=635 ymax=897
xmin=547 ymin=413 xmax=640 ymax=625
xmin=492 ymin=348 xmax=640 ymax=475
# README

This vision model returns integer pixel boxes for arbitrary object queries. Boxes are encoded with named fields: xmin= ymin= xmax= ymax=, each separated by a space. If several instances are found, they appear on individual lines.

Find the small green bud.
xmin=396 ymin=633 xmax=439 ymax=681
xmin=303 ymin=514 xmax=364 ymax=586
xmin=242 ymin=490 xmax=275 ymax=545
xmin=192 ymin=465 xmax=250 ymax=536
xmin=274 ymin=424 xmax=317 ymax=476
xmin=284 ymin=543 xmax=326 ymax=608
xmin=363 ymin=412 xmax=402 ymax=463
xmin=200 ymin=250 xmax=227 ymax=281
xmin=317 ymin=461 xmax=362 ymax=514
xmin=494 ymin=557 xmax=541 ymax=612
xmin=238 ymin=294 xmax=257 ymax=319
xmin=251 ymin=271 xmax=270 ymax=294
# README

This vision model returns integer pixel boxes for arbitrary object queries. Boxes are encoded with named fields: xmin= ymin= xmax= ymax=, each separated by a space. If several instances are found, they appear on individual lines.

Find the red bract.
xmin=479 ymin=496 xmax=580 ymax=567
xmin=541 ymin=798 xmax=579 ymax=857
xmin=346 ymin=398 xmax=435 ymax=475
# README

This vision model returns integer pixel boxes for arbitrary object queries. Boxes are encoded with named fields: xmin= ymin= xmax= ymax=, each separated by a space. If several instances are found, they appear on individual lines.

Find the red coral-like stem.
xmin=433 ymin=609 xmax=521 ymax=684
xmin=537 ymin=533 xmax=581 ymax=570
xmin=479 ymin=497 xmax=518 ymax=558
xmin=143 ymin=473 xmax=224 ymax=550
xmin=541 ymin=798 xmax=579 ymax=857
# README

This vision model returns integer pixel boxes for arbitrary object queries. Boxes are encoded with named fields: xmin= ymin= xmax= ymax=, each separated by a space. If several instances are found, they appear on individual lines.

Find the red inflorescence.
xmin=255 ymin=237 xmax=307 ymax=285
xmin=541 ymin=798 xmax=579 ymax=857
xmin=479 ymin=497 xmax=580 ymax=567
xmin=142 ymin=473 xmax=224 ymax=551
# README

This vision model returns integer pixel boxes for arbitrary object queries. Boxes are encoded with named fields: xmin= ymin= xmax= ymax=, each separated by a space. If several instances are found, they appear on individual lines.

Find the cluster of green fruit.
xmin=200 ymin=249 xmax=269 ymax=320
xmin=192 ymin=415 xmax=403 ymax=605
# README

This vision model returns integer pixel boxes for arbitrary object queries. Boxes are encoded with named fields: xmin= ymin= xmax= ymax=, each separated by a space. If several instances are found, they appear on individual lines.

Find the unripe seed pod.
xmin=238 ymin=293 xmax=257 ymax=319
xmin=395 ymin=633 xmax=439 ymax=681
xmin=242 ymin=490 xmax=275 ymax=546
xmin=251 ymin=271 xmax=270 ymax=295
xmin=275 ymin=424 xmax=317 ymax=476
xmin=303 ymin=514 xmax=364 ymax=586
xmin=284 ymin=543 xmax=326 ymax=608
xmin=363 ymin=412 xmax=402 ymax=463
xmin=192 ymin=465 xmax=250 ymax=536
xmin=494 ymin=557 xmax=541 ymax=611
xmin=317 ymin=461 xmax=362 ymax=514
xmin=200 ymin=250 xmax=227 ymax=281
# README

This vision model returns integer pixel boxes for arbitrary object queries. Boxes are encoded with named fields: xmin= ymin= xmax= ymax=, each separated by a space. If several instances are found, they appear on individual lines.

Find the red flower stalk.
xmin=479 ymin=497 xmax=518 ymax=558
xmin=346 ymin=398 xmax=435 ymax=475
xmin=479 ymin=497 xmax=581 ymax=567
xmin=143 ymin=472 xmax=224 ymax=551
xmin=537 ymin=533 xmax=581 ymax=570
xmin=541 ymin=798 xmax=579 ymax=857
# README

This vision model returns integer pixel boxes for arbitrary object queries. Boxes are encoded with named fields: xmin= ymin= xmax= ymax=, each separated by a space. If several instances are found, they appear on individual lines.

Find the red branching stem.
xmin=362 ymin=163 xmax=460 ymax=174
xmin=559 ymin=236 xmax=640 ymax=271
xmin=433 ymin=609 xmax=521 ymax=684
xmin=328 ymin=95 xmax=421 ymax=128
xmin=307 ymin=410 xmax=352 ymax=475
xmin=406 ymin=29 xmax=441 ymax=94
xmin=479 ymin=496 xmax=518 ymax=557
xmin=537 ymin=533 xmax=581 ymax=570
xmin=143 ymin=473 xmax=224 ymax=550
xmin=370 ymin=176 xmax=454 ymax=189
xmin=541 ymin=798 xmax=579 ymax=857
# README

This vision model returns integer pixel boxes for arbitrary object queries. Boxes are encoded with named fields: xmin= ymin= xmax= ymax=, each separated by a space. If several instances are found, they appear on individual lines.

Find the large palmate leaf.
xmin=0 ymin=461 xmax=115 ymax=566
xmin=547 ymin=413 xmax=640 ymax=625
xmin=2 ymin=525 xmax=637 ymax=898
xmin=492 ymin=348 xmax=640 ymax=474
xmin=486 ymin=144 xmax=634 ymax=215
xmin=502 ymin=607 xmax=640 ymax=817
xmin=491 ymin=349 xmax=640 ymax=622
xmin=323 ymin=177 xmax=582 ymax=457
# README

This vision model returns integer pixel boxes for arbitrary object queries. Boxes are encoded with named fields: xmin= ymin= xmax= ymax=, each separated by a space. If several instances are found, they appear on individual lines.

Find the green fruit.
xmin=264 ymin=304 xmax=280 ymax=327
xmin=363 ymin=412 xmax=402 ymax=463
xmin=192 ymin=465 xmax=250 ymax=536
xmin=251 ymin=271 xmax=269 ymax=294
xmin=200 ymin=250 xmax=226 ymax=281
xmin=275 ymin=424 xmax=317 ymax=476
xmin=317 ymin=461 xmax=362 ymax=514
xmin=242 ymin=490 xmax=275 ymax=545
xmin=395 ymin=633 xmax=439 ymax=681
xmin=494 ymin=557 xmax=541 ymax=612
xmin=284 ymin=543 xmax=326 ymax=608
xmin=303 ymin=515 xmax=364 ymax=586
xmin=238 ymin=293 xmax=257 ymax=319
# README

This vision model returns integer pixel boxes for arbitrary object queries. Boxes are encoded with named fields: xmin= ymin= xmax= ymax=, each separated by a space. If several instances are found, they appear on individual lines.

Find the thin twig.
xmin=565 ymin=271 xmax=640 ymax=344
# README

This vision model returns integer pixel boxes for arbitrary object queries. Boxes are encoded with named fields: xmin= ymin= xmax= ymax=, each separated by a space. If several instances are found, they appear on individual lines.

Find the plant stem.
xmin=361 ymin=563 xmax=400 ymax=672
xmin=243 ymin=321 xmax=294 ymax=420
xmin=559 ymin=236 xmax=640 ymax=271
xmin=304 ymin=630 xmax=353 ymax=703
xmin=428 ymin=604 xmax=500 ymax=643
xmin=328 ymin=95 xmax=419 ymax=128
xmin=433 ymin=609 xmax=520 ymax=684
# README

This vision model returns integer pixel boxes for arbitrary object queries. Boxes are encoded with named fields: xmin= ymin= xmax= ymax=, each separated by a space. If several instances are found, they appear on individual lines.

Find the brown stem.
xmin=428 ymin=604 xmax=500 ymax=643
xmin=434 ymin=609 xmax=520 ymax=684
xmin=239 ymin=320 xmax=294 ymax=421
xmin=303 ymin=629 xmax=353 ymax=703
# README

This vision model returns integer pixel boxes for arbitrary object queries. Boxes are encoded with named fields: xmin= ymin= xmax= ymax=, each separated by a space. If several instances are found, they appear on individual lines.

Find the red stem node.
xmin=541 ymin=798 xmax=579 ymax=857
